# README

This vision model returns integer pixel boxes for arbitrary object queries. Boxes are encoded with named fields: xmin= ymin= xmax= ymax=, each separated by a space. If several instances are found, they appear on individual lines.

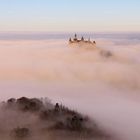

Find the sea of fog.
xmin=0 ymin=32 xmax=140 ymax=140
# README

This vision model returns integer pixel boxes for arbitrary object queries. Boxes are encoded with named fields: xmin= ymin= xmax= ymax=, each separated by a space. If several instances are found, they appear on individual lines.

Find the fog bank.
xmin=0 ymin=33 xmax=140 ymax=140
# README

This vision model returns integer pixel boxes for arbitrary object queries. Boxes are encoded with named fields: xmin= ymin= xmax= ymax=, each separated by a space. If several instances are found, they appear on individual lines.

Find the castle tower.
xmin=81 ymin=36 xmax=84 ymax=41
xmin=74 ymin=34 xmax=78 ymax=41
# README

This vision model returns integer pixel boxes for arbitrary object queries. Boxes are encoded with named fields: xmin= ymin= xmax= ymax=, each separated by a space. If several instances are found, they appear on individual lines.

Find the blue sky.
xmin=0 ymin=0 xmax=140 ymax=32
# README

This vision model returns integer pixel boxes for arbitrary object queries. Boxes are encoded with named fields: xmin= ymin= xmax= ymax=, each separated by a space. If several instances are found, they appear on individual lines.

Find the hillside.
xmin=0 ymin=97 xmax=110 ymax=140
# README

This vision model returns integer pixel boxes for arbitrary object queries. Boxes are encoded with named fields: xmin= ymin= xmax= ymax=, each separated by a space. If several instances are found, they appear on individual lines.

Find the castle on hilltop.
xmin=69 ymin=34 xmax=96 ymax=47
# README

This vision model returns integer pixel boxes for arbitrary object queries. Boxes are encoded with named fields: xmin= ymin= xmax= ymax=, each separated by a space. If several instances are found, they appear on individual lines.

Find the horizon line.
xmin=0 ymin=31 xmax=140 ymax=34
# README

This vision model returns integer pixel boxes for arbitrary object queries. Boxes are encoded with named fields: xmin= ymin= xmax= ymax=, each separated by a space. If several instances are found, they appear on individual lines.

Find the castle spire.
xmin=81 ymin=36 xmax=84 ymax=41
xmin=74 ymin=34 xmax=78 ymax=41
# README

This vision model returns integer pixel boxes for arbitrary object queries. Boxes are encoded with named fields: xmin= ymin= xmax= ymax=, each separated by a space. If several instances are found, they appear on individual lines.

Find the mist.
xmin=0 ymin=33 xmax=140 ymax=140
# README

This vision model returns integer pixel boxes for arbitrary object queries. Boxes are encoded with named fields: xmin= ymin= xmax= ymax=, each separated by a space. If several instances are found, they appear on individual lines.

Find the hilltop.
xmin=0 ymin=97 xmax=110 ymax=140
xmin=69 ymin=34 xmax=96 ymax=48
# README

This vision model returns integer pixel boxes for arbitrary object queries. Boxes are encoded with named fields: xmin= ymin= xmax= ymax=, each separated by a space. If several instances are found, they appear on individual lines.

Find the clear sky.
xmin=0 ymin=0 xmax=140 ymax=32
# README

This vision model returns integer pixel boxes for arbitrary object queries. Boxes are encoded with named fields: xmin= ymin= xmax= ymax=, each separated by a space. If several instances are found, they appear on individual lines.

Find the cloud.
xmin=0 ymin=38 xmax=140 ymax=90
xmin=0 ymin=35 xmax=140 ymax=140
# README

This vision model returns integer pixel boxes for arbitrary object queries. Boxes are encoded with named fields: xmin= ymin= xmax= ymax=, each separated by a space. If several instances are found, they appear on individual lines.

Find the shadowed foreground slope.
xmin=0 ymin=97 xmax=110 ymax=140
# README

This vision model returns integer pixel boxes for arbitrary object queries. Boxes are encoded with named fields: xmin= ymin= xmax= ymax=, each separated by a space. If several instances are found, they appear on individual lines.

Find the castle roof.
xmin=69 ymin=34 xmax=96 ymax=47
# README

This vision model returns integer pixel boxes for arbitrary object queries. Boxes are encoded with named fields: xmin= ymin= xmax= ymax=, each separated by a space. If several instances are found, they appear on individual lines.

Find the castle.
xmin=69 ymin=34 xmax=96 ymax=47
